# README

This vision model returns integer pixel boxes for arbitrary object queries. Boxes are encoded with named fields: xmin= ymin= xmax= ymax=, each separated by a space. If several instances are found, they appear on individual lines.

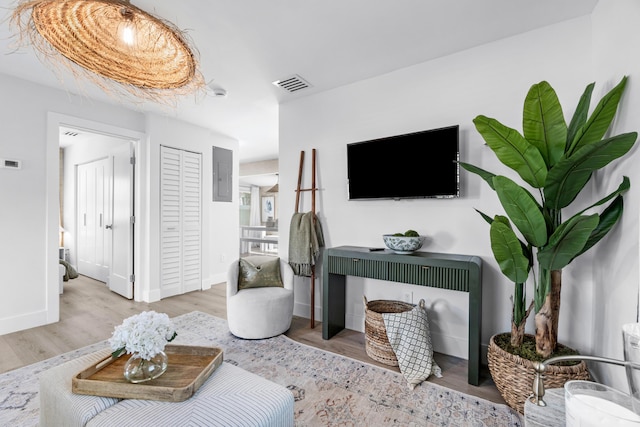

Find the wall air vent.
xmin=63 ymin=131 xmax=79 ymax=137
xmin=272 ymin=74 xmax=312 ymax=93
xmin=1 ymin=158 xmax=22 ymax=169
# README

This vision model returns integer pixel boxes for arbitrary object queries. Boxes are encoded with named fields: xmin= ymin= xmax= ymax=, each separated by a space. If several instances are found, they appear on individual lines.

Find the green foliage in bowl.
xmin=392 ymin=230 xmax=419 ymax=237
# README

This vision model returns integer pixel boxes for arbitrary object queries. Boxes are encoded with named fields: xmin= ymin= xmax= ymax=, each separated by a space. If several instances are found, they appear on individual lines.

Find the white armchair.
xmin=227 ymin=256 xmax=294 ymax=339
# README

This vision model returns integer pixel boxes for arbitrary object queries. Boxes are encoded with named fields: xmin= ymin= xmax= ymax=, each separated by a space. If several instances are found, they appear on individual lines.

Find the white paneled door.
xmin=160 ymin=146 xmax=202 ymax=298
xmin=77 ymin=158 xmax=109 ymax=282
xmin=108 ymin=142 xmax=134 ymax=299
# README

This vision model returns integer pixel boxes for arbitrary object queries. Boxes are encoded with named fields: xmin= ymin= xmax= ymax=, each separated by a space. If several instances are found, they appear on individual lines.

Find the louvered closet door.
xmin=181 ymin=151 xmax=202 ymax=293
xmin=160 ymin=148 xmax=181 ymax=295
xmin=160 ymin=146 xmax=202 ymax=298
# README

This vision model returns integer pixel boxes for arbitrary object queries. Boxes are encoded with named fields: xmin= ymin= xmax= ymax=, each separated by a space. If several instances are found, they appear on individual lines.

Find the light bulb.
xmin=119 ymin=7 xmax=135 ymax=46
xmin=122 ymin=24 xmax=135 ymax=45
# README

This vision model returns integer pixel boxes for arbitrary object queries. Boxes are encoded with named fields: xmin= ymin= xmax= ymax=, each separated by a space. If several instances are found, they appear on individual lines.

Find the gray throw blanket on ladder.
xmin=288 ymin=212 xmax=324 ymax=276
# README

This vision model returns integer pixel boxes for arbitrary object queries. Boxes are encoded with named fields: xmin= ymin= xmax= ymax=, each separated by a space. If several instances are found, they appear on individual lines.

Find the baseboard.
xmin=145 ymin=288 xmax=162 ymax=302
xmin=480 ymin=343 xmax=489 ymax=366
xmin=429 ymin=331 xmax=468 ymax=360
xmin=208 ymin=273 xmax=227 ymax=289
xmin=0 ymin=310 xmax=50 ymax=335
xmin=293 ymin=302 xmax=323 ymax=321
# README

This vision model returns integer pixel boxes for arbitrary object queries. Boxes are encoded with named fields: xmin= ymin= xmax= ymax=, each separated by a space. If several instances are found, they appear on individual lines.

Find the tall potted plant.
xmin=461 ymin=76 xmax=637 ymax=412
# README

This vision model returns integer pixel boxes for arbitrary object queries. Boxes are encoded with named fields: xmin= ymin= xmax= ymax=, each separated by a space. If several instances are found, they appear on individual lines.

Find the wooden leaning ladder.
xmin=294 ymin=149 xmax=318 ymax=328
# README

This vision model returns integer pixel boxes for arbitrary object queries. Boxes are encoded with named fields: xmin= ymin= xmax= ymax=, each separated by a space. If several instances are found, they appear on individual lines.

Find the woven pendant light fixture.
xmin=11 ymin=0 xmax=205 ymax=103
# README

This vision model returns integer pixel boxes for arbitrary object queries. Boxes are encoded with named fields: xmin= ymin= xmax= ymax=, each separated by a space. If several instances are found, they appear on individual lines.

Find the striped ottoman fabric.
xmin=39 ymin=349 xmax=119 ymax=427
xmin=87 ymin=363 xmax=294 ymax=426
xmin=40 ymin=350 xmax=294 ymax=427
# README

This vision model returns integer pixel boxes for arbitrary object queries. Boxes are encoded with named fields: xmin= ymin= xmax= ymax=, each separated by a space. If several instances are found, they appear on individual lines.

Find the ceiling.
xmin=239 ymin=174 xmax=278 ymax=189
xmin=0 ymin=1 xmax=598 ymax=163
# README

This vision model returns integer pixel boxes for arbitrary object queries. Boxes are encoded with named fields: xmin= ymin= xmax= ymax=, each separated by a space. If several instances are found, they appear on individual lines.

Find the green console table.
xmin=322 ymin=246 xmax=483 ymax=386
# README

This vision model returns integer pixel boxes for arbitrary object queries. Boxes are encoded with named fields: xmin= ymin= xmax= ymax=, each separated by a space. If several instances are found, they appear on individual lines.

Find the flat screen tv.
xmin=347 ymin=125 xmax=459 ymax=200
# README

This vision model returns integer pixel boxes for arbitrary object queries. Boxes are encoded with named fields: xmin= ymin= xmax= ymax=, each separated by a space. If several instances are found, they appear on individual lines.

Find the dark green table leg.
xmin=323 ymin=272 xmax=346 ymax=339
xmin=322 ymin=252 xmax=346 ymax=339
xmin=468 ymin=258 xmax=482 ymax=386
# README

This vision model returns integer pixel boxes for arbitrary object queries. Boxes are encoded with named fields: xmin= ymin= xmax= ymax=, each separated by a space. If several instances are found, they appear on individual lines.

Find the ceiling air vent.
xmin=272 ymin=74 xmax=312 ymax=93
xmin=63 ymin=131 xmax=79 ymax=137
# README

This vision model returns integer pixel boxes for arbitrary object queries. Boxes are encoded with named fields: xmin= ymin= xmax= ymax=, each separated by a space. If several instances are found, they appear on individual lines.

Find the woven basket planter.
xmin=363 ymin=297 xmax=414 ymax=366
xmin=488 ymin=333 xmax=590 ymax=414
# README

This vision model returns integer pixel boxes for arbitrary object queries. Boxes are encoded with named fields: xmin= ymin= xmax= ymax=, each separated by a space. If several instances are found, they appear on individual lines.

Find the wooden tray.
xmin=72 ymin=344 xmax=223 ymax=402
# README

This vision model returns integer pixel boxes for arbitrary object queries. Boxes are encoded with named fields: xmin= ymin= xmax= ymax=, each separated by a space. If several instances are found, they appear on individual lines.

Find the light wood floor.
xmin=0 ymin=275 xmax=504 ymax=404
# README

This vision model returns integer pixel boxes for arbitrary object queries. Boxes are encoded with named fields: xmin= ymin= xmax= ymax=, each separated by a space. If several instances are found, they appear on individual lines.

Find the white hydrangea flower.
xmin=109 ymin=311 xmax=177 ymax=360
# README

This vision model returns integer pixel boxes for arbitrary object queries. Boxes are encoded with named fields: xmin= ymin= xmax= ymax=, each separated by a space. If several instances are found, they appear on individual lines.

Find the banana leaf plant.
xmin=461 ymin=77 xmax=637 ymax=357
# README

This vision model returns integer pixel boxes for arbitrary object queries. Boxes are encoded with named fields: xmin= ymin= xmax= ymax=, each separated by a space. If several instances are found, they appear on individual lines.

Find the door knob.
xmin=105 ymin=224 xmax=113 ymax=229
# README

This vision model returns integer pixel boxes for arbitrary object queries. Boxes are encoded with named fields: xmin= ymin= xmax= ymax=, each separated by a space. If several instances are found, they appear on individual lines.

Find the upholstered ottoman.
xmin=39 ymin=348 xmax=294 ymax=427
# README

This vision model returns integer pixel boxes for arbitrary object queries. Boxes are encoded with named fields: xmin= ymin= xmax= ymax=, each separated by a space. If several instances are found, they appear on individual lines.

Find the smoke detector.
xmin=210 ymin=87 xmax=227 ymax=97
xmin=207 ymin=81 xmax=227 ymax=97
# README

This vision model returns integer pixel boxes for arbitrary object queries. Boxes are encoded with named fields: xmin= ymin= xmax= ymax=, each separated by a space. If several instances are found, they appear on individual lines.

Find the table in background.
xmin=240 ymin=225 xmax=278 ymax=254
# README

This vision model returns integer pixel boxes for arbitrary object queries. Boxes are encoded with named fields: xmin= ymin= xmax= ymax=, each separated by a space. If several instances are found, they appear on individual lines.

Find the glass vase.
xmin=565 ymin=380 xmax=640 ymax=426
xmin=123 ymin=351 xmax=168 ymax=383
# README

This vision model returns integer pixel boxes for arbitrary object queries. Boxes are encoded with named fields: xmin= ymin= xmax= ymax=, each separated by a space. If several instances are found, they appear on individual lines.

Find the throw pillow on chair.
xmin=238 ymin=258 xmax=284 ymax=289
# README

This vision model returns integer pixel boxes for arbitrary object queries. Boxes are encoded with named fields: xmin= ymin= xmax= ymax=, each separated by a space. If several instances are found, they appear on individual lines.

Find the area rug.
xmin=0 ymin=311 xmax=522 ymax=426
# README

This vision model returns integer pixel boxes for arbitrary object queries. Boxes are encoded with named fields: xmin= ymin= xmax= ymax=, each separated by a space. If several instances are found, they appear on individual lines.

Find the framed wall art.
xmin=261 ymin=196 xmax=275 ymax=222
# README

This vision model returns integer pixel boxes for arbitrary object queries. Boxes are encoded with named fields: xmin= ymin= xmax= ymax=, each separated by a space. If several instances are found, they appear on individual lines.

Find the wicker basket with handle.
xmin=363 ymin=296 xmax=414 ymax=366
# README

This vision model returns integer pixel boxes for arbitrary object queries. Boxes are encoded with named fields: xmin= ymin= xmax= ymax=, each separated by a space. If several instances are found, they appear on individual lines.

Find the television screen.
xmin=347 ymin=125 xmax=459 ymax=200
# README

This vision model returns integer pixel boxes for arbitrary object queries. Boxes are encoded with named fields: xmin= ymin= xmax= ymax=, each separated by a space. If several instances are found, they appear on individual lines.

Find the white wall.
xmin=0 ymin=74 xmax=239 ymax=335
xmin=589 ymin=0 xmax=640 ymax=387
xmin=0 ymin=75 xmax=145 ymax=334
xmin=279 ymin=16 xmax=619 ymax=361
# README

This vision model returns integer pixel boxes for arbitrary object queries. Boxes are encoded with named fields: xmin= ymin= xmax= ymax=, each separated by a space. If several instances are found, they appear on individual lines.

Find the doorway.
xmin=60 ymin=126 xmax=136 ymax=299
xmin=238 ymin=173 xmax=279 ymax=257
